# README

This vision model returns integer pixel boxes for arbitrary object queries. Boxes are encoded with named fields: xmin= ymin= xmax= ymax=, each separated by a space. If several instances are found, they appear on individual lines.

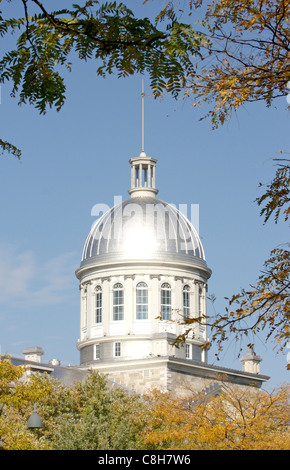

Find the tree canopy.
xmin=0 ymin=356 xmax=150 ymax=450
xmin=1 ymin=1 xmax=289 ymax=145
xmin=174 ymin=155 xmax=289 ymax=361
xmin=142 ymin=384 xmax=290 ymax=450
xmin=0 ymin=0 xmax=206 ymax=158
xmin=1 ymin=356 xmax=289 ymax=450
xmin=180 ymin=0 xmax=290 ymax=126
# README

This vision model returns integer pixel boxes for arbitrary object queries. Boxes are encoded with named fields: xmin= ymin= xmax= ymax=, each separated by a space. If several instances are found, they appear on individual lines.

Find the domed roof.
xmin=78 ymin=151 xmax=210 ymax=275
xmin=80 ymin=195 xmax=207 ymax=269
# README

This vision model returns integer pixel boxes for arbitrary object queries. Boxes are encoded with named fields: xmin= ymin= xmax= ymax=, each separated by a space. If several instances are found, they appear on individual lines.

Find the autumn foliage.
xmin=184 ymin=0 xmax=290 ymax=126
xmin=142 ymin=384 xmax=290 ymax=450
xmin=0 ymin=357 xmax=289 ymax=450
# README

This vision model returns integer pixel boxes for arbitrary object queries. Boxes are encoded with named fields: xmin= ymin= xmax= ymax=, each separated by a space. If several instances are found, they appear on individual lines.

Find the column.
xmin=80 ymin=285 xmax=86 ymax=340
xmin=152 ymin=165 xmax=156 ymax=188
xmin=148 ymin=165 xmax=152 ymax=188
xmin=150 ymin=276 xmax=159 ymax=334
xmin=174 ymin=278 xmax=182 ymax=324
xmin=124 ymin=276 xmax=134 ymax=333
xmin=139 ymin=163 xmax=142 ymax=187
xmin=131 ymin=165 xmax=135 ymax=189
xmin=102 ymin=278 xmax=110 ymax=336
xmin=86 ymin=282 xmax=93 ymax=339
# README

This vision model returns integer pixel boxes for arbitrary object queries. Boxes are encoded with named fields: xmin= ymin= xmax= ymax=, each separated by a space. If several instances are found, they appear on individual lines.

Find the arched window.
xmin=136 ymin=282 xmax=148 ymax=319
xmin=95 ymin=286 xmax=102 ymax=323
xmin=161 ymin=282 xmax=171 ymax=320
xmin=183 ymin=285 xmax=190 ymax=320
xmin=113 ymin=283 xmax=124 ymax=321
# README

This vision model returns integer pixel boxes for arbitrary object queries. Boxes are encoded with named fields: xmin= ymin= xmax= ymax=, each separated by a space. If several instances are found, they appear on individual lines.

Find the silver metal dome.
xmin=80 ymin=196 xmax=207 ymax=268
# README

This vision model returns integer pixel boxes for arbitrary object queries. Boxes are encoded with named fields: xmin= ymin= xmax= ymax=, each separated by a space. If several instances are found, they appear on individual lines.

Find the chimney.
xmin=22 ymin=347 xmax=44 ymax=363
xmin=241 ymin=345 xmax=262 ymax=374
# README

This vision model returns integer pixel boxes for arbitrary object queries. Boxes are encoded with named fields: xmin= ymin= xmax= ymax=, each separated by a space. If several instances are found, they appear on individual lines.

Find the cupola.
xmin=128 ymin=151 xmax=158 ymax=198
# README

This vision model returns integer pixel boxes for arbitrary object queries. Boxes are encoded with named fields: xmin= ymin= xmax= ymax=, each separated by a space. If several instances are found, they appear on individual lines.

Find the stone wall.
xmin=95 ymin=362 xmax=217 ymax=396
xmin=89 ymin=356 xmax=268 ymax=396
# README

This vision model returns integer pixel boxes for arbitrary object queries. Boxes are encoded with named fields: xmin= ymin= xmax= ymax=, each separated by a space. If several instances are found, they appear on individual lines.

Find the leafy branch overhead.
xmin=0 ymin=0 xmax=205 ymax=114
xmin=0 ymin=0 xmax=206 ymax=158
xmin=256 ymin=157 xmax=290 ymax=224
xmin=210 ymin=244 xmax=290 ymax=356
xmin=183 ymin=0 xmax=290 ymax=126
xmin=207 ymin=159 xmax=289 ymax=359
xmin=172 ymin=157 xmax=290 ymax=359
xmin=1 ymin=0 xmax=290 ymax=157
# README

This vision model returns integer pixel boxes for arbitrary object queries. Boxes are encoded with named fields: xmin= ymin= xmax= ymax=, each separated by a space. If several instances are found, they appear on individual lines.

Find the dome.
xmin=80 ymin=195 xmax=207 ymax=269
xmin=78 ymin=151 xmax=210 ymax=275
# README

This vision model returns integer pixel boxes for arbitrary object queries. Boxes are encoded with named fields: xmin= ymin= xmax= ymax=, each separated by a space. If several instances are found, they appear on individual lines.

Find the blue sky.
xmin=0 ymin=1 xmax=289 ymax=391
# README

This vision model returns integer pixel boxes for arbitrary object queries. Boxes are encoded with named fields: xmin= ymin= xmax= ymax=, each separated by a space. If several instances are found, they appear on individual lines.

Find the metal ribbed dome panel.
xmin=81 ymin=197 xmax=206 ymax=267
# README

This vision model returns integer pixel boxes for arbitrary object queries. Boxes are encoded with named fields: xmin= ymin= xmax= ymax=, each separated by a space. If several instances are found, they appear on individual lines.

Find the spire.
xmin=128 ymin=81 xmax=158 ymax=198
xmin=142 ymin=78 xmax=145 ymax=154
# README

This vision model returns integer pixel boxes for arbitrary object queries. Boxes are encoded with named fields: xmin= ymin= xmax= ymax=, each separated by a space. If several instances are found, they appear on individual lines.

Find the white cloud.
xmin=0 ymin=244 xmax=78 ymax=308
